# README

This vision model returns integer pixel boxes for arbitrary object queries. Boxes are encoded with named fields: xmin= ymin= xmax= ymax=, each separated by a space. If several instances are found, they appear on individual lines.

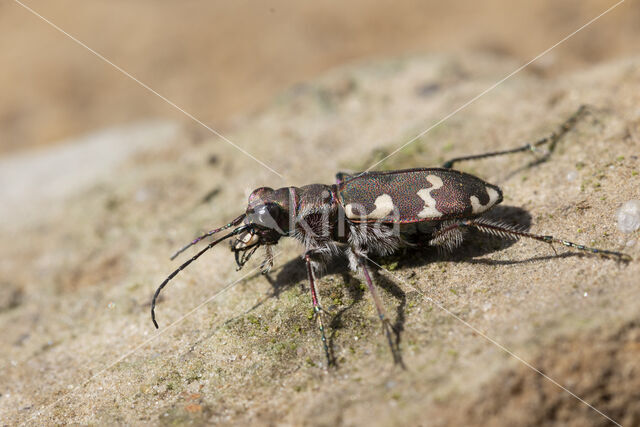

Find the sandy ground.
xmin=2 ymin=0 xmax=640 ymax=155
xmin=1 ymin=50 xmax=639 ymax=425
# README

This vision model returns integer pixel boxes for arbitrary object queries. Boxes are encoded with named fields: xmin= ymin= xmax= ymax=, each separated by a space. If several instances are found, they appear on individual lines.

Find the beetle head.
xmin=152 ymin=187 xmax=298 ymax=328
xmin=229 ymin=187 xmax=294 ymax=269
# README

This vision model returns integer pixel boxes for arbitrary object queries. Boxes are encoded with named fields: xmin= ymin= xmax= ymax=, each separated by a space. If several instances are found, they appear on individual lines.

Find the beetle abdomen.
xmin=337 ymin=168 xmax=502 ymax=223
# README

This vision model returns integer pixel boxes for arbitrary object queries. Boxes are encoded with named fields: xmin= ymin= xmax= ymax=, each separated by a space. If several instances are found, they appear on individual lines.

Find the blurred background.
xmin=1 ymin=0 xmax=639 ymax=155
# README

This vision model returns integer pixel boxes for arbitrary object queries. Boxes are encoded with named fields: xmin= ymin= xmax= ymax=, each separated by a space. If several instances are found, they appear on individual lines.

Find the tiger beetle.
xmin=151 ymin=105 xmax=631 ymax=365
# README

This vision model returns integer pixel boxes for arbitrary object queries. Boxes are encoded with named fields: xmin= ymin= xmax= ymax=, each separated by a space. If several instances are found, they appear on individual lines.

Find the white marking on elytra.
xmin=470 ymin=186 xmax=500 ymax=213
xmin=417 ymin=175 xmax=444 ymax=218
xmin=345 ymin=194 xmax=395 ymax=219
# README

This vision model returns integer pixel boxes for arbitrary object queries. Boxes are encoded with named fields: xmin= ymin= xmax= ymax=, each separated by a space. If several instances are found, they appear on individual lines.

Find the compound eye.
xmin=254 ymin=205 xmax=270 ymax=224
xmin=251 ymin=203 xmax=281 ymax=230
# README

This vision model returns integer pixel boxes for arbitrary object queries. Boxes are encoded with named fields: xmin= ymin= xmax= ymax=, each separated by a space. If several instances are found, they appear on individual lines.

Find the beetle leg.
xmin=260 ymin=245 xmax=274 ymax=274
xmin=304 ymin=252 xmax=332 ymax=366
xmin=442 ymin=105 xmax=590 ymax=169
xmin=431 ymin=217 xmax=631 ymax=262
xmin=358 ymin=256 xmax=404 ymax=366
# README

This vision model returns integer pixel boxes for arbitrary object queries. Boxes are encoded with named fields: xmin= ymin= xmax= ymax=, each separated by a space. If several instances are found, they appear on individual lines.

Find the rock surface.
xmin=1 ymin=53 xmax=639 ymax=425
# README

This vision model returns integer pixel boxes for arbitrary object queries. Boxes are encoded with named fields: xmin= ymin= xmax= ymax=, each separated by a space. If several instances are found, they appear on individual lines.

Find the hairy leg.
xmin=430 ymin=217 xmax=631 ymax=262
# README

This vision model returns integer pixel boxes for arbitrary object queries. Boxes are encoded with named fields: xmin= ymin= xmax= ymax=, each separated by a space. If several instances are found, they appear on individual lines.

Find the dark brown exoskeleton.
xmin=151 ymin=106 xmax=630 ymax=365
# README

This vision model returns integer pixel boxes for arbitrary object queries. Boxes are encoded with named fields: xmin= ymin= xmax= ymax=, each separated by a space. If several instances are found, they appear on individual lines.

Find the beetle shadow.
xmin=369 ymin=269 xmax=407 ymax=367
xmin=326 ymin=271 xmax=365 ymax=366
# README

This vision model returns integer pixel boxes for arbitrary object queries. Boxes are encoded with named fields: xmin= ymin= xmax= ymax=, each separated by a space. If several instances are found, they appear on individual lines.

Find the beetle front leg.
xmin=358 ymin=256 xmax=404 ymax=366
xmin=442 ymin=105 xmax=590 ymax=169
xmin=260 ymin=245 xmax=274 ymax=274
xmin=304 ymin=252 xmax=332 ymax=366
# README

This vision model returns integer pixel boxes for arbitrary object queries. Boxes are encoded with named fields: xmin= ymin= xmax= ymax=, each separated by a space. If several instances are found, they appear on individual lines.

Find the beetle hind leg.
xmin=442 ymin=105 xmax=590 ymax=169
xmin=434 ymin=217 xmax=631 ymax=262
